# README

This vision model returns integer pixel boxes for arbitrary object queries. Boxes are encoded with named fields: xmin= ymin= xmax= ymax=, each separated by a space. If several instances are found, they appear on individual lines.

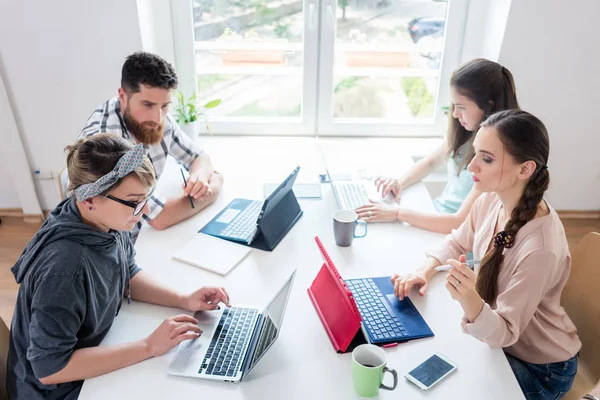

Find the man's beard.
xmin=122 ymin=107 xmax=164 ymax=145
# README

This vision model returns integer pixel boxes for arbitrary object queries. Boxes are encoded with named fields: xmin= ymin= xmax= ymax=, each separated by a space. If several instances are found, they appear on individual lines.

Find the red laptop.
xmin=307 ymin=236 xmax=434 ymax=353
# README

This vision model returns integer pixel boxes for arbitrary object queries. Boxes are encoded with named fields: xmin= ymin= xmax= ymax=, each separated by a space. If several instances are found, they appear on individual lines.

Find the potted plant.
xmin=174 ymin=91 xmax=221 ymax=136
xmin=343 ymin=29 xmax=410 ymax=68
xmin=216 ymin=28 xmax=288 ymax=65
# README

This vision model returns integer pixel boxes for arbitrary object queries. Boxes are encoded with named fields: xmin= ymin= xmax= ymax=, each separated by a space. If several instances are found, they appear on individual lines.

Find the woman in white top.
xmin=356 ymin=58 xmax=519 ymax=234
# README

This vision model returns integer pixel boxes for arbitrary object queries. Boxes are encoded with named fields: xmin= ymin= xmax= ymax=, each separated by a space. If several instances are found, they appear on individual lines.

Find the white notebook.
xmin=172 ymin=233 xmax=251 ymax=275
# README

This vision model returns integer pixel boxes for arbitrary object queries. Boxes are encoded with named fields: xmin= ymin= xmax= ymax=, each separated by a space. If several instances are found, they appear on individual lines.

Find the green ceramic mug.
xmin=352 ymin=344 xmax=398 ymax=397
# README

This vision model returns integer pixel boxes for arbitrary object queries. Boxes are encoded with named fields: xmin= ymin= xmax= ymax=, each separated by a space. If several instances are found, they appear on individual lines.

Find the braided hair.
xmin=475 ymin=110 xmax=550 ymax=304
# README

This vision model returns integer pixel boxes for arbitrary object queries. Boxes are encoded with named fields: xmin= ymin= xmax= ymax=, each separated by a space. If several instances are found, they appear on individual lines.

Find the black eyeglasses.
xmin=106 ymin=193 xmax=152 ymax=216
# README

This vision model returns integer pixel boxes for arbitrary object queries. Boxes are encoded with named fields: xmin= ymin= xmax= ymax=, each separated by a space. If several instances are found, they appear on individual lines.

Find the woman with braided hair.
xmin=391 ymin=110 xmax=581 ymax=399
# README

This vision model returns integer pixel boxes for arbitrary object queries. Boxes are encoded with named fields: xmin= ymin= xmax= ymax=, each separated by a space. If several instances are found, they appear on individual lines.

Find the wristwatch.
xmin=583 ymin=394 xmax=600 ymax=400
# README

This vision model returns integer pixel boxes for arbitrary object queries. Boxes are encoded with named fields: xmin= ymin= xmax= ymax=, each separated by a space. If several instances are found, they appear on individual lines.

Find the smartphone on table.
xmin=404 ymin=353 xmax=457 ymax=391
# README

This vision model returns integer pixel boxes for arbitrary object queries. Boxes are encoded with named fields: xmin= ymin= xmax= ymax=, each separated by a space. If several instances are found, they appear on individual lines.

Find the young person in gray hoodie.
xmin=7 ymin=134 xmax=231 ymax=399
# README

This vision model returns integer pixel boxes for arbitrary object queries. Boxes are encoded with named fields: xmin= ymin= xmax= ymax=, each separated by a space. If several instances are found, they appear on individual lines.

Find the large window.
xmin=172 ymin=0 xmax=468 ymax=135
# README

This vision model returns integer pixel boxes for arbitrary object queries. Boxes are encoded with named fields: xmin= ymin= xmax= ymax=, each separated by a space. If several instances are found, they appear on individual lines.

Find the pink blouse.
xmin=428 ymin=193 xmax=581 ymax=364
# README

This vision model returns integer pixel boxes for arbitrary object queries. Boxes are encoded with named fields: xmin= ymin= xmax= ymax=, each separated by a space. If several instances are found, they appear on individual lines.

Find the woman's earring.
xmin=89 ymin=207 xmax=93 ymax=211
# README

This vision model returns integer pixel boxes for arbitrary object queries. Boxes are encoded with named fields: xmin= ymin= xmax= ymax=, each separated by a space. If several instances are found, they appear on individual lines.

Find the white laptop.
xmin=168 ymin=270 xmax=296 ymax=382
xmin=319 ymin=143 xmax=396 ymax=211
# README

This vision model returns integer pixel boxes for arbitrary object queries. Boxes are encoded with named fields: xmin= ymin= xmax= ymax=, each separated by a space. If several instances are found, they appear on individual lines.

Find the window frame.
xmin=168 ymin=0 xmax=469 ymax=137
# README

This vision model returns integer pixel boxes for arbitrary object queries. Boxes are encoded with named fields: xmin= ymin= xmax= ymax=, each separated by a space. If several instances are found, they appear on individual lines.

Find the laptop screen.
xmin=245 ymin=271 xmax=296 ymax=375
xmin=258 ymin=166 xmax=300 ymax=221
xmin=316 ymin=139 xmax=344 ymax=208
xmin=316 ymin=139 xmax=334 ymax=183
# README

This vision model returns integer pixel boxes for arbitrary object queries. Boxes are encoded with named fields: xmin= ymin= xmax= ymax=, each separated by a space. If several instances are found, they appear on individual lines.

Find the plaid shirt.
xmin=79 ymin=96 xmax=202 ymax=241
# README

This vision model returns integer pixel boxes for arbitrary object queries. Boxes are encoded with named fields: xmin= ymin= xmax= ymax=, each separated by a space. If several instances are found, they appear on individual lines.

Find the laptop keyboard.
xmin=346 ymin=278 xmax=409 ymax=341
xmin=220 ymin=201 xmax=263 ymax=241
xmin=335 ymin=182 xmax=369 ymax=210
xmin=199 ymin=307 xmax=258 ymax=377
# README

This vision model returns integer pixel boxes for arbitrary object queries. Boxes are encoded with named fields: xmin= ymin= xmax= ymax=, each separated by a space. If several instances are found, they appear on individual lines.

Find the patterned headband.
xmin=74 ymin=143 xmax=145 ymax=201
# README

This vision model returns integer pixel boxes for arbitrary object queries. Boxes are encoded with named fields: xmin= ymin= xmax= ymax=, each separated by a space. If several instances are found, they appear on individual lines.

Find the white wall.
xmin=0 ymin=168 xmax=20 ymax=208
xmin=137 ymin=0 xmax=176 ymax=66
xmin=0 ymin=0 xmax=143 ymax=210
xmin=0 ymin=87 xmax=20 ymax=209
xmin=498 ymin=0 xmax=600 ymax=210
xmin=461 ymin=0 xmax=512 ymax=63
xmin=1 ymin=0 xmax=598 ymax=211
xmin=0 ymin=67 xmax=43 ymax=215
xmin=480 ymin=0 xmax=511 ymax=62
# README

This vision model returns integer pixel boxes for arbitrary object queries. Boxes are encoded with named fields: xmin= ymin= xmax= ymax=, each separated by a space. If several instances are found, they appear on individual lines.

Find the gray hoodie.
xmin=7 ymin=198 xmax=141 ymax=400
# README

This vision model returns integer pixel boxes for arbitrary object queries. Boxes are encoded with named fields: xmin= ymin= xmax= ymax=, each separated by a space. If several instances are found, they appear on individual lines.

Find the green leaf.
xmin=334 ymin=77 xmax=361 ymax=94
xmin=187 ymin=103 xmax=197 ymax=115
xmin=175 ymin=109 xmax=186 ymax=123
xmin=203 ymin=99 xmax=221 ymax=109
xmin=173 ymin=92 xmax=218 ymax=131
xmin=175 ymin=91 xmax=185 ymax=106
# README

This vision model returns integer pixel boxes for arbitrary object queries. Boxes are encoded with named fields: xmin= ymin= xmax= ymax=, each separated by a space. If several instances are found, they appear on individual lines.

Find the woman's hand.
xmin=184 ymin=286 xmax=231 ymax=311
xmin=374 ymin=176 xmax=403 ymax=201
xmin=355 ymin=200 xmax=400 ymax=222
xmin=144 ymin=314 xmax=202 ymax=357
xmin=391 ymin=272 xmax=429 ymax=300
xmin=445 ymin=255 xmax=484 ymax=322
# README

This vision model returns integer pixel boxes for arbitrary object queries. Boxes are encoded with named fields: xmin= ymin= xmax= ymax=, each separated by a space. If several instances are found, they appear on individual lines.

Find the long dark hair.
xmin=448 ymin=59 xmax=520 ymax=170
xmin=475 ymin=110 xmax=550 ymax=305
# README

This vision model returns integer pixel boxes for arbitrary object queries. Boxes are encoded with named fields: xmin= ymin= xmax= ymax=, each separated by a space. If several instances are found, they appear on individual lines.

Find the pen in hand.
xmin=434 ymin=259 xmax=480 ymax=272
xmin=180 ymin=168 xmax=195 ymax=209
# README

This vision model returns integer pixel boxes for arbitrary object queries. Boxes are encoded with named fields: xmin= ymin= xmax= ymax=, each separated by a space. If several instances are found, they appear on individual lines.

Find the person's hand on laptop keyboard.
xmin=355 ymin=200 xmax=400 ymax=222
xmin=374 ymin=176 xmax=403 ymax=201
xmin=184 ymin=286 xmax=232 ymax=311
xmin=391 ymin=257 xmax=443 ymax=300
xmin=391 ymin=271 xmax=429 ymax=300
xmin=144 ymin=314 xmax=203 ymax=357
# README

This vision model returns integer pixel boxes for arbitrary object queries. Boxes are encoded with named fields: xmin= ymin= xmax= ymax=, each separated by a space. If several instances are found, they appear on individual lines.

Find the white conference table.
xmin=79 ymin=137 xmax=524 ymax=399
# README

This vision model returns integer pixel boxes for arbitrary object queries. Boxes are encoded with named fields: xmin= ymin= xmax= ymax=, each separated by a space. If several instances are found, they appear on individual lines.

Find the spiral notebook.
xmin=172 ymin=233 xmax=251 ymax=275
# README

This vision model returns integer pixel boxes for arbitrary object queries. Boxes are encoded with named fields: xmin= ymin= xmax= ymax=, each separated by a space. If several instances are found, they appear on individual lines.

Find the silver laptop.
xmin=318 ymin=142 xmax=395 ymax=211
xmin=168 ymin=270 xmax=296 ymax=382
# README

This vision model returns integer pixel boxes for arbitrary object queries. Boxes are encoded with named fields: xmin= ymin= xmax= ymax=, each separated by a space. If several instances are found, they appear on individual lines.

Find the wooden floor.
xmin=0 ymin=215 xmax=599 ymax=327
xmin=0 ymin=217 xmax=42 ymax=327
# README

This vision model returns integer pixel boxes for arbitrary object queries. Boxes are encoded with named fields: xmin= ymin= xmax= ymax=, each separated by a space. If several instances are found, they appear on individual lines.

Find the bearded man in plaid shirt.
xmin=79 ymin=52 xmax=223 ymax=242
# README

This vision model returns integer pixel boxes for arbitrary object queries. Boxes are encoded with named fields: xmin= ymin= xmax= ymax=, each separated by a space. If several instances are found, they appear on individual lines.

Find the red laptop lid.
xmin=307 ymin=236 xmax=362 ymax=353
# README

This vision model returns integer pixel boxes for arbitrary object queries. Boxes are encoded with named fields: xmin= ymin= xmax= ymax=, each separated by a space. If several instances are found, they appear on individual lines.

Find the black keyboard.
xmin=346 ymin=279 xmax=409 ymax=341
xmin=199 ymin=307 xmax=258 ymax=377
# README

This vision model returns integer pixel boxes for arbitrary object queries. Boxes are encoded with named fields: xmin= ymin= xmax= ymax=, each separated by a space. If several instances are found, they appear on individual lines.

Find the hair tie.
xmin=541 ymin=165 xmax=548 ymax=170
xmin=73 ymin=143 xmax=145 ymax=201
xmin=493 ymin=231 xmax=514 ymax=249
